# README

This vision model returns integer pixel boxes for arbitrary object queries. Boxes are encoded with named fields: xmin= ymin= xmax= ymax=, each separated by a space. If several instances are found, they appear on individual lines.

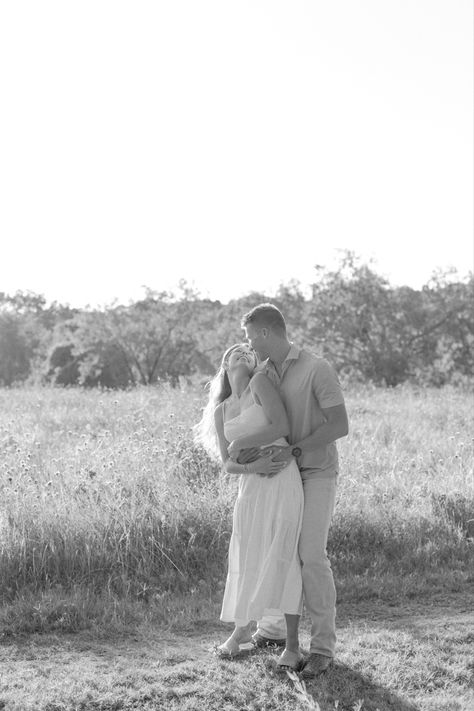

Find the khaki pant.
xmin=256 ymin=476 xmax=337 ymax=657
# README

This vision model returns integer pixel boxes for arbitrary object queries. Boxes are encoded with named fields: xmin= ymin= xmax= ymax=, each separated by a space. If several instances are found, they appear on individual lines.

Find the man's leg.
xmin=299 ymin=476 xmax=337 ymax=658
xmin=253 ymin=610 xmax=287 ymax=644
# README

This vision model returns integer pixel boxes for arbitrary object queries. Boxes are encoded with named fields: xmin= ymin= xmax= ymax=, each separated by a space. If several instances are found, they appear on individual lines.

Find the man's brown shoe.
xmin=251 ymin=632 xmax=286 ymax=649
xmin=300 ymin=653 xmax=333 ymax=679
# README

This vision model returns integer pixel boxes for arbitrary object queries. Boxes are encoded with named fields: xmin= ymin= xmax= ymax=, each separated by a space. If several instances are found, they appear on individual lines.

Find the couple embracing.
xmin=196 ymin=303 xmax=348 ymax=678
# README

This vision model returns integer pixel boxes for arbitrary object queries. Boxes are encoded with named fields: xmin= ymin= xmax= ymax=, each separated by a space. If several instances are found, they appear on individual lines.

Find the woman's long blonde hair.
xmin=194 ymin=343 xmax=257 ymax=458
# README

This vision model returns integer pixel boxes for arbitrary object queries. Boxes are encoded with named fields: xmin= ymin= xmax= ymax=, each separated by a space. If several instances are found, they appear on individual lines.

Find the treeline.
xmin=1 ymin=253 xmax=472 ymax=388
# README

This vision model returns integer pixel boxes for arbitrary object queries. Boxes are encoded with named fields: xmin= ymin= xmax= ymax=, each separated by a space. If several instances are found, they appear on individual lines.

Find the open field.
xmin=1 ymin=383 xmax=472 ymax=608
xmin=0 ymin=383 xmax=473 ymax=709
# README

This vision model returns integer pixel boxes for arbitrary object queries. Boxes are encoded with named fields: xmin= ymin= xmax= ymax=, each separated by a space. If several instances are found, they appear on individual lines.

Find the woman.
xmin=195 ymin=343 xmax=304 ymax=671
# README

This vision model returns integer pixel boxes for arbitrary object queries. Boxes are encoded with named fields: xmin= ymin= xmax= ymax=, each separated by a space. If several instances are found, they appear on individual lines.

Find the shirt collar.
xmin=256 ymin=343 xmax=300 ymax=372
xmin=284 ymin=343 xmax=300 ymax=362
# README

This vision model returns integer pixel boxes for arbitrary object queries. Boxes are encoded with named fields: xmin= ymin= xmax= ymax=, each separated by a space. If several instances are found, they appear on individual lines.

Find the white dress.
xmin=221 ymin=403 xmax=304 ymax=626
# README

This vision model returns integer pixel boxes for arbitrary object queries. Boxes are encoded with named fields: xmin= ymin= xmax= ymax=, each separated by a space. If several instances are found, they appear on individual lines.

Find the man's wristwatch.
xmin=291 ymin=446 xmax=302 ymax=457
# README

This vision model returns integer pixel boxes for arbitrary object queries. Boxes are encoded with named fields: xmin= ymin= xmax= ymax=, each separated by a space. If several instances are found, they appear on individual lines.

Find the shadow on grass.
xmin=191 ymin=647 xmax=421 ymax=711
xmin=296 ymin=661 xmax=420 ymax=711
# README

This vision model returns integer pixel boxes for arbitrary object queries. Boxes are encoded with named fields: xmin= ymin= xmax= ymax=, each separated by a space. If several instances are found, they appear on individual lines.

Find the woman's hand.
xmin=227 ymin=439 xmax=244 ymax=460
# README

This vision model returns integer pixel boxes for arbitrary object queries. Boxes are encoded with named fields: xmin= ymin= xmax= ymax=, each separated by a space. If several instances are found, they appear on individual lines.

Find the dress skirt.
xmin=220 ymin=457 xmax=304 ymax=625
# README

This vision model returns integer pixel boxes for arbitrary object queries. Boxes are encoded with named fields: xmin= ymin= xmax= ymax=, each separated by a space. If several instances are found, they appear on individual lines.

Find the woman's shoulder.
xmin=250 ymin=371 xmax=275 ymax=391
xmin=251 ymin=370 xmax=269 ymax=383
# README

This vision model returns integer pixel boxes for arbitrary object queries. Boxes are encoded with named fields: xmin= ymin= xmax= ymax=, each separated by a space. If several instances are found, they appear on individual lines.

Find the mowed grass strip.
xmin=0 ymin=599 xmax=472 ymax=710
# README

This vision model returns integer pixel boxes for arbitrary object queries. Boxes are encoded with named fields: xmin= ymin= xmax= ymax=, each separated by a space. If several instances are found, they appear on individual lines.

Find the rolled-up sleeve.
xmin=312 ymin=359 xmax=345 ymax=409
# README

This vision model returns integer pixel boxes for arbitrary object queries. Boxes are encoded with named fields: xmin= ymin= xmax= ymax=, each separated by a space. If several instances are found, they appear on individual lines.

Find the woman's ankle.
xmin=231 ymin=622 xmax=253 ymax=643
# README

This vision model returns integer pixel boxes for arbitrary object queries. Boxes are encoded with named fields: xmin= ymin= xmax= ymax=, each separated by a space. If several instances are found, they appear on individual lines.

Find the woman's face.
xmin=225 ymin=344 xmax=257 ymax=374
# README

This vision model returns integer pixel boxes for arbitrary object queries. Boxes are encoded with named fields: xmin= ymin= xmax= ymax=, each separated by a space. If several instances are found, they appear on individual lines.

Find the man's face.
xmin=244 ymin=323 xmax=269 ymax=360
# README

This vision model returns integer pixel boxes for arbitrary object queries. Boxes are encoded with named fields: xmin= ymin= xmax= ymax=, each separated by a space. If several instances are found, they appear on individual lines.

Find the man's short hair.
xmin=241 ymin=303 xmax=287 ymax=334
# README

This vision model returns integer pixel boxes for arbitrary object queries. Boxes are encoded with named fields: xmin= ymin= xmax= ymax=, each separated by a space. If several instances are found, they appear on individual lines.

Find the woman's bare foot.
xmin=215 ymin=622 xmax=254 ymax=657
xmin=276 ymin=648 xmax=305 ymax=672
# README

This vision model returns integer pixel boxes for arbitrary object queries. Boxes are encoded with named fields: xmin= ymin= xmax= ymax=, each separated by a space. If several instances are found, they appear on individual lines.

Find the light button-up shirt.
xmin=263 ymin=344 xmax=345 ymax=478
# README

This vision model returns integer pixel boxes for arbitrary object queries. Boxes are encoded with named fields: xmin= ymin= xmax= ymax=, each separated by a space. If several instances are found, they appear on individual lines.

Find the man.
xmin=239 ymin=303 xmax=348 ymax=679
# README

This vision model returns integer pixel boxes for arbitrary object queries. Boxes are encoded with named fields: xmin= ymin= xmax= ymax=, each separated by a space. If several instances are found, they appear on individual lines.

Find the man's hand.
xmin=254 ymin=451 xmax=289 ymax=478
xmin=237 ymin=447 xmax=262 ymax=464
xmin=257 ymin=447 xmax=293 ymax=478
xmin=236 ymin=445 xmax=295 ymax=478
xmin=237 ymin=445 xmax=294 ymax=466
xmin=266 ymin=445 xmax=293 ymax=463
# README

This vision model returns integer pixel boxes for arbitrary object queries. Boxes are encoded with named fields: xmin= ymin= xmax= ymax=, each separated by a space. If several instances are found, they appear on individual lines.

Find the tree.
xmin=306 ymin=253 xmax=473 ymax=386
xmin=0 ymin=313 xmax=31 ymax=385
xmin=306 ymin=253 xmax=407 ymax=384
xmin=52 ymin=292 xmax=210 ymax=388
xmin=2 ymin=260 xmax=472 ymax=389
xmin=414 ymin=272 xmax=474 ymax=385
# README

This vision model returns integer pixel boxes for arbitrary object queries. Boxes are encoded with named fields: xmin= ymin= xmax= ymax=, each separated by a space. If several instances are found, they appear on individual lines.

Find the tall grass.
xmin=0 ymin=383 xmax=472 ymax=622
xmin=332 ymin=385 xmax=474 ymax=585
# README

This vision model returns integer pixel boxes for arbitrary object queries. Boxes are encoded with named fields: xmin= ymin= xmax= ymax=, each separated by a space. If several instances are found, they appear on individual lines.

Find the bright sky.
xmin=1 ymin=0 xmax=472 ymax=307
